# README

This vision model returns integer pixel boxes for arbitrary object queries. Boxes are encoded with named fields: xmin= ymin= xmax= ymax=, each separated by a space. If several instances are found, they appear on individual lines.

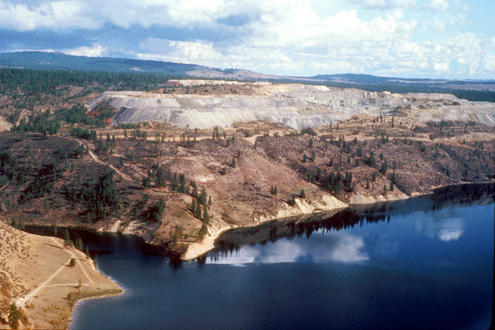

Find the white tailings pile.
xmin=86 ymin=82 xmax=495 ymax=130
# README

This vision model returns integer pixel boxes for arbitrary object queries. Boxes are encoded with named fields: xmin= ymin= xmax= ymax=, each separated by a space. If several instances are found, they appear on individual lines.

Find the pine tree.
xmin=75 ymin=238 xmax=83 ymax=251
xmin=8 ymin=303 xmax=20 ymax=330
xmin=203 ymin=205 xmax=210 ymax=224
xmin=199 ymin=188 xmax=207 ymax=206
xmin=300 ymin=189 xmax=306 ymax=198
xmin=63 ymin=229 xmax=72 ymax=247
xmin=194 ymin=202 xmax=202 ymax=219
xmin=198 ymin=223 xmax=208 ymax=240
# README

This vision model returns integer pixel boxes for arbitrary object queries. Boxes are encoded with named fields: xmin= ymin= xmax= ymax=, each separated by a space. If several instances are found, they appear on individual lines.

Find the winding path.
xmin=61 ymin=135 xmax=133 ymax=182
xmin=15 ymin=238 xmax=94 ymax=308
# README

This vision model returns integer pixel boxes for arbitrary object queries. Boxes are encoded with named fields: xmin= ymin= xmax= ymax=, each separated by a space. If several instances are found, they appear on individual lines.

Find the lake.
xmin=69 ymin=186 xmax=494 ymax=330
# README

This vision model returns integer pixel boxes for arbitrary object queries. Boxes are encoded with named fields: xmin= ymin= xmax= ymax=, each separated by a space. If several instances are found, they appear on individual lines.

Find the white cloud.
xmin=64 ymin=43 xmax=105 ymax=57
xmin=1 ymin=0 xmax=493 ymax=78
xmin=0 ymin=1 xmax=99 ymax=31
xmin=348 ymin=0 xmax=416 ymax=10
xmin=425 ymin=0 xmax=449 ymax=12
xmin=138 ymin=38 xmax=222 ymax=65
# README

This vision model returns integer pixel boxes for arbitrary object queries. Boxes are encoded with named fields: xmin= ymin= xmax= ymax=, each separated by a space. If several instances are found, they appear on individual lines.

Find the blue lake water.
xmin=69 ymin=188 xmax=494 ymax=330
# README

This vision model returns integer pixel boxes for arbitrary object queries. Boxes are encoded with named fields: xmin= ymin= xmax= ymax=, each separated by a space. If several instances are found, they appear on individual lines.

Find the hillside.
xmin=88 ymin=81 xmax=495 ymax=130
xmin=0 ymin=221 xmax=121 ymax=329
xmin=0 ymin=51 xmax=199 ymax=76
xmin=0 ymin=74 xmax=494 ymax=263
xmin=1 ymin=85 xmax=493 ymax=260
xmin=1 ymin=51 xmax=495 ymax=102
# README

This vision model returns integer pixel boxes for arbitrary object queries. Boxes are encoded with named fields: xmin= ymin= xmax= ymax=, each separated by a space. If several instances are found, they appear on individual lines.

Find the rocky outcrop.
xmin=0 ymin=115 xmax=12 ymax=132
xmin=87 ymin=82 xmax=495 ymax=130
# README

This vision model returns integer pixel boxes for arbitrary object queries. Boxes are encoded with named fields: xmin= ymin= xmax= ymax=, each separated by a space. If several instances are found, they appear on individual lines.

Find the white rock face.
xmin=86 ymin=82 xmax=495 ymax=130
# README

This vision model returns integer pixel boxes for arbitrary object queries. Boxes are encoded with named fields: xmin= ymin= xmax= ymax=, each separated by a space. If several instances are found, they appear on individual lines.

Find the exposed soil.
xmin=0 ymin=222 xmax=121 ymax=329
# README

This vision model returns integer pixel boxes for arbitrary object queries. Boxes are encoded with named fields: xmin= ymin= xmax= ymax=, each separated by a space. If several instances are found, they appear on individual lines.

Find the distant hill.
xmin=0 ymin=51 xmax=494 ymax=101
xmin=0 ymin=51 xmax=204 ymax=76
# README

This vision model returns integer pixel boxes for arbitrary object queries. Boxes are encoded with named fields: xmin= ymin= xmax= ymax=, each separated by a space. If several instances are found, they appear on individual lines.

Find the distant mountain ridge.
xmin=1 ymin=51 xmax=494 ymax=102
xmin=0 ymin=51 xmax=204 ymax=76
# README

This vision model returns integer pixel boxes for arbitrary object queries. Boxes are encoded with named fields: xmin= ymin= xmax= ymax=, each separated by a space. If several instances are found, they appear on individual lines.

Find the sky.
xmin=0 ymin=0 xmax=494 ymax=79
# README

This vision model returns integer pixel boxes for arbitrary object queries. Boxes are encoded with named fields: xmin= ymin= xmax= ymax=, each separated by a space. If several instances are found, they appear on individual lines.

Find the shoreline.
xmin=19 ymin=181 xmax=494 ymax=264
xmin=183 ymin=181 xmax=494 ymax=260
xmin=14 ymin=181 xmax=492 ymax=328
xmin=68 ymin=287 xmax=125 ymax=330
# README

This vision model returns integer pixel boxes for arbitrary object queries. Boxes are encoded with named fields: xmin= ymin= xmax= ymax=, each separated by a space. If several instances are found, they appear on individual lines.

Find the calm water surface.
xmin=70 ymin=190 xmax=494 ymax=330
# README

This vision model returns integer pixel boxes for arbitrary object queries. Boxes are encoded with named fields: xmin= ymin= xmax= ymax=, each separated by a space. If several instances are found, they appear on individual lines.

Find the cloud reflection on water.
xmin=416 ymin=210 xmax=465 ymax=242
xmin=207 ymin=231 xmax=368 ymax=265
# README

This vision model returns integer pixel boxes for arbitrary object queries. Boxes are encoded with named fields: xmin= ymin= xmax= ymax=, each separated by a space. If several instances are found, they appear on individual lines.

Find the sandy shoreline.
xmin=68 ymin=287 xmax=125 ymax=330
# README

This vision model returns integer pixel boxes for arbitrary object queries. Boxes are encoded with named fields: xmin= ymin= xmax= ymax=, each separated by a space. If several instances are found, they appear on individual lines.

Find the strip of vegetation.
xmin=65 ymin=171 xmax=120 ymax=222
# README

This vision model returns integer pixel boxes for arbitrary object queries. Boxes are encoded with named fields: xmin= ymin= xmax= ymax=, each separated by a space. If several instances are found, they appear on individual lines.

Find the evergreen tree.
xmin=75 ymin=238 xmax=83 ymax=251
xmin=142 ymin=176 xmax=151 ymax=189
xmin=8 ymin=303 xmax=20 ymax=330
xmin=198 ymin=223 xmax=208 ymax=240
xmin=381 ymin=159 xmax=388 ymax=175
xmin=203 ymin=205 xmax=210 ymax=224
xmin=194 ymin=202 xmax=202 ymax=219
xmin=63 ymin=228 xmax=72 ymax=247
xmin=199 ymin=188 xmax=207 ymax=206
xmin=190 ymin=181 xmax=198 ymax=198
xmin=299 ymin=189 xmax=306 ymax=198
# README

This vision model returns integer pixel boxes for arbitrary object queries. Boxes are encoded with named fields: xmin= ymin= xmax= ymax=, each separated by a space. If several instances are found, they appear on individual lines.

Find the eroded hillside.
xmin=88 ymin=81 xmax=495 ymax=130
xmin=1 ymin=111 xmax=493 ymax=260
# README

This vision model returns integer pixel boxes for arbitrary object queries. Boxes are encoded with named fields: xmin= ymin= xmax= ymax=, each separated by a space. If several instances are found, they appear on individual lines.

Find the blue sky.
xmin=0 ymin=0 xmax=494 ymax=79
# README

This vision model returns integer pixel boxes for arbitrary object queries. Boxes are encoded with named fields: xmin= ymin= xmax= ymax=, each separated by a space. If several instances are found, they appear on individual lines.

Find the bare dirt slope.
xmin=0 ymin=221 xmax=121 ymax=329
xmin=1 ymin=115 xmax=493 ymax=263
xmin=88 ymin=81 xmax=495 ymax=130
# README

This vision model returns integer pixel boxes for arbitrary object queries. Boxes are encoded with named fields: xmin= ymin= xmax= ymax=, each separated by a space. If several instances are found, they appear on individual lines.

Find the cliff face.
xmin=87 ymin=82 xmax=495 ymax=130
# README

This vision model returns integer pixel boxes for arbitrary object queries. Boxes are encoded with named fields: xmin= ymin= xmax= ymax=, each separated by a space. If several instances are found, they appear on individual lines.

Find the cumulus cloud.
xmin=424 ymin=0 xmax=449 ymax=12
xmin=0 ymin=0 xmax=493 ymax=78
xmin=137 ymin=38 xmax=222 ymax=66
xmin=64 ymin=43 xmax=105 ymax=57
xmin=0 ymin=0 xmax=99 ymax=31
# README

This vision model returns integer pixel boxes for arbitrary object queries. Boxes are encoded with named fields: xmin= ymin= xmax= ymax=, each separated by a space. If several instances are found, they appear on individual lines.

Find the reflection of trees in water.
xmin=429 ymin=183 xmax=493 ymax=211
xmin=213 ymin=183 xmax=493 ymax=256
